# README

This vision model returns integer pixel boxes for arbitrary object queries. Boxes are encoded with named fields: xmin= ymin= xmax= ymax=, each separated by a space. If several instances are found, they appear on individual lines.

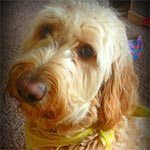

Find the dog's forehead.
xmin=47 ymin=3 xmax=116 ymax=27
xmin=22 ymin=2 xmax=124 ymax=55
xmin=37 ymin=4 xmax=104 ymax=48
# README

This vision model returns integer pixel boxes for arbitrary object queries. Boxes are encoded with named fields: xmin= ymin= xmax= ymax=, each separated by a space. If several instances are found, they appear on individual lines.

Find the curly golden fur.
xmin=7 ymin=1 xmax=148 ymax=150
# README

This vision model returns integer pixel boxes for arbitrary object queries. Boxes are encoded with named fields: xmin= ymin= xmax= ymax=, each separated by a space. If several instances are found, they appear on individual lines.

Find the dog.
xmin=7 ymin=1 xmax=150 ymax=150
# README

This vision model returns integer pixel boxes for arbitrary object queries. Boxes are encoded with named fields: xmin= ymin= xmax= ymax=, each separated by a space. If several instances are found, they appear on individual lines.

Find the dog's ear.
xmin=97 ymin=57 xmax=138 ymax=130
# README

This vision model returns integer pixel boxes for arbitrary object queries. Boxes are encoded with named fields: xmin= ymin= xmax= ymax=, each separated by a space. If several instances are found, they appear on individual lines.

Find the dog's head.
xmin=7 ymin=1 xmax=138 ymax=133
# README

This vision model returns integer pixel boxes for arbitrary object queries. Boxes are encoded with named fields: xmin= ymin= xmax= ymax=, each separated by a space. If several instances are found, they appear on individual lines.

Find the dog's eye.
xmin=40 ymin=25 xmax=53 ymax=39
xmin=77 ymin=44 xmax=95 ymax=59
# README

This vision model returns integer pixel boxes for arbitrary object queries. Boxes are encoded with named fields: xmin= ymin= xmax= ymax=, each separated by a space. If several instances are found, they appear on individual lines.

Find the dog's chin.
xmin=17 ymin=91 xmax=90 ymax=130
xmin=19 ymin=101 xmax=67 ymax=129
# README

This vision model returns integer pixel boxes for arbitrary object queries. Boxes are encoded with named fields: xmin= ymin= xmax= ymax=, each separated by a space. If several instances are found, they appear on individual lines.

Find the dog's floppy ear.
xmin=97 ymin=56 xmax=138 ymax=130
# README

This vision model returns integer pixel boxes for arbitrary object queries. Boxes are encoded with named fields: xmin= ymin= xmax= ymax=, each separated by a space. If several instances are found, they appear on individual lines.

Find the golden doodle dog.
xmin=7 ymin=1 xmax=150 ymax=150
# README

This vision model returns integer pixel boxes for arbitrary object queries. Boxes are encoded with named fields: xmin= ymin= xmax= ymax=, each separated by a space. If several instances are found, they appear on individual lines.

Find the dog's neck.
xmin=25 ymin=118 xmax=115 ymax=150
xmin=53 ymin=98 xmax=99 ymax=136
xmin=24 ymin=99 xmax=106 ymax=149
xmin=25 ymin=104 xmax=150 ymax=150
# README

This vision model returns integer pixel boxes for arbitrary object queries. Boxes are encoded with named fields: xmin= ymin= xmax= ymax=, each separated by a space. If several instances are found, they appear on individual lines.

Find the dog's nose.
xmin=17 ymin=78 xmax=46 ymax=103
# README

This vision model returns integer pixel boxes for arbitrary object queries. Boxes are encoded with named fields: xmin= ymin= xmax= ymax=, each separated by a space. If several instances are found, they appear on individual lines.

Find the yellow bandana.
xmin=131 ymin=105 xmax=150 ymax=117
xmin=25 ymin=124 xmax=93 ymax=150
xmin=25 ymin=105 xmax=150 ymax=150
xmin=99 ymin=130 xmax=115 ymax=150
xmin=25 ymin=123 xmax=115 ymax=150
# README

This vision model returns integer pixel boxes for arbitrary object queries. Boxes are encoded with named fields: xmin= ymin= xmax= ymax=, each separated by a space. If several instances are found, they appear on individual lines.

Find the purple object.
xmin=128 ymin=34 xmax=143 ymax=60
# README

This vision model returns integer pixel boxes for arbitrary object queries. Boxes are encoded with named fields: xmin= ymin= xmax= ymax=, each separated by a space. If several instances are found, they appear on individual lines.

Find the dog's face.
xmin=8 ymin=2 xmax=138 ymax=131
